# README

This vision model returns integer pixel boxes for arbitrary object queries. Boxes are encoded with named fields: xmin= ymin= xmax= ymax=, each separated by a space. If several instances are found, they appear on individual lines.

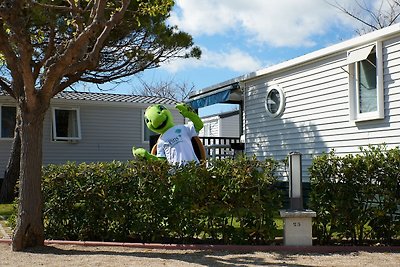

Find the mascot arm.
xmin=175 ymin=103 xmax=204 ymax=132
xmin=132 ymin=147 xmax=163 ymax=161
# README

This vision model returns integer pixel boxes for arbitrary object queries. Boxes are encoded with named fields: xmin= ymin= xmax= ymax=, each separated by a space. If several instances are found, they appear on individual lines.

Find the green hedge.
xmin=42 ymin=156 xmax=281 ymax=244
xmin=309 ymin=145 xmax=400 ymax=245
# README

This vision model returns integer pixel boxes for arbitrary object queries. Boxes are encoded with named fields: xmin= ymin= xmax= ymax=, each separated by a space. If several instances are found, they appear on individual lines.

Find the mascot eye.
xmin=158 ymin=105 xmax=166 ymax=111
xmin=144 ymin=118 xmax=149 ymax=123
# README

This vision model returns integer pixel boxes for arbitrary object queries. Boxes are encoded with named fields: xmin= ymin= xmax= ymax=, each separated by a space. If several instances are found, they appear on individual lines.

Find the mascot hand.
xmin=175 ymin=103 xmax=196 ymax=118
xmin=175 ymin=103 xmax=204 ymax=133
xmin=132 ymin=147 xmax=151 ymax=160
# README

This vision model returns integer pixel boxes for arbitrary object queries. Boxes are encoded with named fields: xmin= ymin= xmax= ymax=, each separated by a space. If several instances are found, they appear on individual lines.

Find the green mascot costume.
xmin=132 ymin=103 xmax=204 ymax=166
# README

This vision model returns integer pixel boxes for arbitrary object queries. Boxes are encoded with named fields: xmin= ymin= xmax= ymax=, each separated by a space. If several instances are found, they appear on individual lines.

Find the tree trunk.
xmin=0 ymin=111 xmax=21 ymax=204
xmin=12 ymin=109 xmax=45 ymax=251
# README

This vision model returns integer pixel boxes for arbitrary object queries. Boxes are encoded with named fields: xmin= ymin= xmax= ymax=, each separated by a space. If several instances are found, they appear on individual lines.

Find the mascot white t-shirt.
xmin=157 ymin=124 xmax=199 ymax=166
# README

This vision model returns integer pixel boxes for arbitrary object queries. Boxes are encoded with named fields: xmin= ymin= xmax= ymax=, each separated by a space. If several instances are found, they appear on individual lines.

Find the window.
xmin=52 ymin=108 xmax=81 ymax=141
xmin=265 ymin=85 xmax=285 ymax=117
xmin=1 ymin=106 xmax=16 ymax=138
xmin=348 ymin=42 xmax=384 ymax=121
xmin=142 ymin=111 xmax=156 ymax=142
xmin=143 ymin=123 xmax=155 ymax=142
xmin=204 ymin=123 xmax=212 ymax=136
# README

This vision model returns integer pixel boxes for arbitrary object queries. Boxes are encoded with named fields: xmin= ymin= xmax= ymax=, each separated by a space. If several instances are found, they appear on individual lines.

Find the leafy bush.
xmin=41 ymin=156 xmax=281 ymax=244
xmin=309 ymin=145 xmax=400 ymax=245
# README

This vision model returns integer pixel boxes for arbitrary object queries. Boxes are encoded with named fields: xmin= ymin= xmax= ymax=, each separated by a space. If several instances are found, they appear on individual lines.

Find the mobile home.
xmin=188 ymin=23 xmax=400 ymax=180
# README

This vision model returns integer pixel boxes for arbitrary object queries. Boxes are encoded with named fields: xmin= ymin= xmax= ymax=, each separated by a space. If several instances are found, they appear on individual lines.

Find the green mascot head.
xmin=144 ymin=104 xmax=175 ymax=134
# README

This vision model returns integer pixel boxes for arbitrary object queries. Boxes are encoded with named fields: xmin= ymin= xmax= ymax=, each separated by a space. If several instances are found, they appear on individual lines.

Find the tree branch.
xmin=0 ymin=19 xmax=22 ymax=99
xmin=33 ymin=27 xmax=56 ymax=82
xmin=0 ymin=77 xmax=13 ymax=97
xmin=86 ymin=0 xmax=131 ymax=67
xmin=330 ymin=0 xmax=379 ymax=31
xmin=9 ymin=9 xmax=38 ymax=107
xmin=327 ymin=0 xmax=400 ymax=34
xmin=47 ymin=0 xmax=131 ymax=95
xmin=49 ymin=0 xmax=132 ymax=95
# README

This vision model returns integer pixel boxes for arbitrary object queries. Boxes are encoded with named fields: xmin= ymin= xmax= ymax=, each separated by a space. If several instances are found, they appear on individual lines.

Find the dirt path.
xmin=1 ymin=221 xmax=400 ymax=266
xmin=1 ymin=242 xmax=400 ymax=267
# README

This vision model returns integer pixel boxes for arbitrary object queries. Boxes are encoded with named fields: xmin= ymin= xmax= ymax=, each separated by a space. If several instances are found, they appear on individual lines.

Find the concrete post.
xmin=280 ymin=152 xmax=316 ymax=246
xmin=288 ymin=152 xmax=303 ymax=210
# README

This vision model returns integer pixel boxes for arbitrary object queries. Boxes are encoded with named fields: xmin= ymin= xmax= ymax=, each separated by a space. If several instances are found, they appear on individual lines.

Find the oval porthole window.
xmin=265 ymin=85 xmax=285 ymax=117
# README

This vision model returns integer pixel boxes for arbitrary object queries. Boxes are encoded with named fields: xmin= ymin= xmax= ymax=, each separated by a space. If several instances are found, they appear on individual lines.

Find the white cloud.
xmin=169 ymin=0 xmax=360 ymax=47
xmin=161 ymin=47 xmax=263 ymax=73
xmin=203 ymin=48 xmax=263 ymax=72
xmin=162 ymin=0 xmax=381 ymax=80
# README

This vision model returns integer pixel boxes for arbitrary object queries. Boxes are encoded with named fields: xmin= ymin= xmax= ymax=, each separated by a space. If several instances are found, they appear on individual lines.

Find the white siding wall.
xmin=0 ymin=97 xmax=16 ymax=177
xmin=199 ymin=117 xmax=219 ymax=137
xmin=0 ymin=141 xmax=12 ymax=175
xmin=42 ymin=104 xmax=142 ymax=165
xmin=220 ymin=114 xmax=240 ymax=137
xmin=244 ymin=35 xmax=400 ymax=181
xmin=199 ymin=113 xmax=239 ymax=137
xmin=0 ymin=100 xmax=183 ymax=177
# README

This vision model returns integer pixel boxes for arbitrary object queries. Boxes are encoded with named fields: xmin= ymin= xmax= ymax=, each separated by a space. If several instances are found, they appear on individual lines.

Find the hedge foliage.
xmin=42 ymin=156 xmax=281 ymax=244
xmin=309 ymin=145 xmax=400 ymax=245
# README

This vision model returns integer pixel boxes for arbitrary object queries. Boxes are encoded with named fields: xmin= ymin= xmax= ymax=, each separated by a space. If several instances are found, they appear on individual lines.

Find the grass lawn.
xmin=0 ymin=204 xmax=14 ymax=236
xmin=0 ymin=204 xmax=13 ymax=218
xmin=274 ymin=217 xmax=284 ymax=237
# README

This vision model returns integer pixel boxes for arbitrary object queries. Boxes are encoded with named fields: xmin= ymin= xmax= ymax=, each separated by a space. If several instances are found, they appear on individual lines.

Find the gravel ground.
xmin=1 ymin=242 xmax=400 ymax=267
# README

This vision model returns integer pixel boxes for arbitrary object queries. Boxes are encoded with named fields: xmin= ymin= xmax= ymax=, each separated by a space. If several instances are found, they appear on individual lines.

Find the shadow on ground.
xmin=20 ymin=244 xmax=366 ymax=267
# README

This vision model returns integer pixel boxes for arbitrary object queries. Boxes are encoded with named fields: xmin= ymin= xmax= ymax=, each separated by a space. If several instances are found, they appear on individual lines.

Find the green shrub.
xmin=308 ymin=150 xmax=340 ymax=244
xmin=41 ymin=156 xmax=281 ymax=244
xmin=309 ymin=145 xmax=400 ymax=245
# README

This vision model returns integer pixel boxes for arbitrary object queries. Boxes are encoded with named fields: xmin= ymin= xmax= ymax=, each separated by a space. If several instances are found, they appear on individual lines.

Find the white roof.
xmin=0 ymin=90 xmax=177 ymax=106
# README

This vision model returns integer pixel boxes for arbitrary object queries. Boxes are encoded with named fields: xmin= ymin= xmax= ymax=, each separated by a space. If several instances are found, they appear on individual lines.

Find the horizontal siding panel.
xmin=245 ymin=108 xmax=349 ymax=131
xmin=246 ymin=61 xmax=347 ymax=99
xmin=246 ymin=98 xmax=351 ymax=116
xmin=247 ymin=108 xmax=400 ymax=133
xmin=281 ymin=72 xmax=348 ymax=99
xmin=0 ymin=142 xmax=12 ymax=177
xmin=384 ymin=51 xmax=400 ymax=66
xmin=384 ymin=54 xmax=400 ymax=69
xmin=220 ymin=115 xmax=240 ymax=137
xmin=246 ymin=117 xmax=399 ymax=153
xmin=260 ymin=55 xmax=346 ymax=88
xmin=284 ymin=105 xmax=348 ymax=122
xmin=284 ymin=98 xmax=348 ymax=117
xmin=246 ymin=116 xmax=399 ymax=143
xmin=247 ymin=126 xmax=400 ymax=148
xmin=384 ymin=71 xmax=400 ymax=86
xmin=248 ymin=134 xmax=400 ymax=157
xmin=247 ymin=70 xmax=348 ymax=103
xmin=246 ymin=92 xmax=349 ymax=117
xmin=383 ymin=73 xmax=400 ymax=87
xmin=285 ymin=80 xmax=348 ymax=107
xmin=211 ymin=121 xmax=219 ymax=136
xmin=245 ymin=119 xmax=349 ymax=134
xmin=247 ymin=133 xmax=400 ymax=151
xmin=383 ymin=35 xmax=400 ymax=52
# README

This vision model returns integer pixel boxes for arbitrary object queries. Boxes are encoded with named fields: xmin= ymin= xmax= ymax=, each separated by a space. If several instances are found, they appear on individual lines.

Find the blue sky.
xmin=85 ymin=0 xmax=386 ymax=116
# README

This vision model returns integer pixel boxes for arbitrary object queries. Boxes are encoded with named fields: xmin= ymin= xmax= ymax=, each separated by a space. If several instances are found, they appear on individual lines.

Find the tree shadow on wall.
xmin=249 ymin=114 xmax=329 ymax=180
